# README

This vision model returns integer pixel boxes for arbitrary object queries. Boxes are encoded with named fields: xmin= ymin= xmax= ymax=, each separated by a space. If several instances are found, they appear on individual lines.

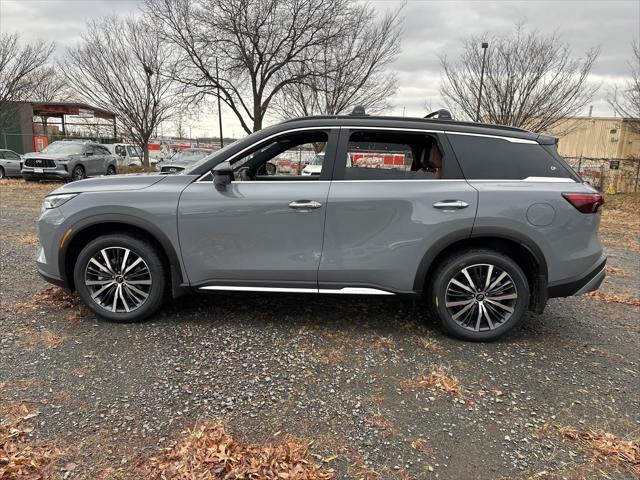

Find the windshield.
xmin=182 ymin=148 xmax=226 ymax=174
xmin=309 ymin=154 xmax=324 ymax=165
xmin=170 ymin=149 xmax=210 ymax=163
xmin=127 ymin=146 xmax=142 ymax=158
xmin=42 ymin=142 xmax=84 ymax=154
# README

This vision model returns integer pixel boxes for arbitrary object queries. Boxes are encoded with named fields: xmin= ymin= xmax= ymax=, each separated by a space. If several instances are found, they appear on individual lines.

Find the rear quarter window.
xmin=447 ymin=134 xmax=569 ymax=180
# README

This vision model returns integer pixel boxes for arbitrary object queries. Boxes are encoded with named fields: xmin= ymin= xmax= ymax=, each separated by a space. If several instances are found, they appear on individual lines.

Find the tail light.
xmin=562 ymin=193 xmax=604 ymax=213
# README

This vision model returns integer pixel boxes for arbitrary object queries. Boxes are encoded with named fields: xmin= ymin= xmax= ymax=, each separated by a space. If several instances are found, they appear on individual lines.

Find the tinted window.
xmin=448 ymin=134 xmax=567 ymax=180
xmin=343 ymin=131 xmax=445 ymax=180
xmin=5 ymin=151 xmax=20 ymax=160
xmin=95 ymin=146 xmax=110 ymax=155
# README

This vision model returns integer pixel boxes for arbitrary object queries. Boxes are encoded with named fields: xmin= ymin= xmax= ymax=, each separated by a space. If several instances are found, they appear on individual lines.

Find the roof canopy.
xmin=31 ymin=102 xmax=116 ymax=121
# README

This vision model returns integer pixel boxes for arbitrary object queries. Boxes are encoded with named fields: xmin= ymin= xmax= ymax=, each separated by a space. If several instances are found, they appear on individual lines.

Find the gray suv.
xmin=22 ymin=140 xmax=117 ymax=181
xmin=35 ymin=114 xmax=606 ymax=341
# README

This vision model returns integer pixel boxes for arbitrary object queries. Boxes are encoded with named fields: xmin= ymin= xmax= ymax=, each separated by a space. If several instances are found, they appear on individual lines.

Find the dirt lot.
xmin=1 ymin=179 xmax=639 ymax=479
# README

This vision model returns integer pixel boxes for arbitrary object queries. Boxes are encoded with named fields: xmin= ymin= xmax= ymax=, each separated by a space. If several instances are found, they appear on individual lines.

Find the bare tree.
xmin=440 ymin=24 xmax=600 ymax=133
xmin=61 ymin=16 xmax=181 ymax=165
xmin=273 ymin=3 xmax=402 ymax=119
xmin=145 ymin=0 xmax=347 ymax=134
xmin=608 ymin=41 xmax=640 ymax=133
xmin=0 ymin=33 xmax=55 ymax=132
xmin=31 ymin=66 xmax=75 ymax=102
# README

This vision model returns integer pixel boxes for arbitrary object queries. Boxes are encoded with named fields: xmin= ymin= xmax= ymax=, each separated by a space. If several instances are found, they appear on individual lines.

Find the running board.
xmin=198 ymin=286 xmax=394 ymax=295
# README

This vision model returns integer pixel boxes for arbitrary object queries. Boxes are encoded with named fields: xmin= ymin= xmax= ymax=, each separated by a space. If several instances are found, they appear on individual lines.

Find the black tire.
xmin=106 ymin=165 xmax=116 ymax=175
xmin=428 ymin=249 xmax=529 ymax=341
xmin=71 ymin=165 xmax=86 ymax=181
xmin=73 ymin=234 xmax=166 ymax=323
xmin=0 ymin=167 xmax=4 ymax=179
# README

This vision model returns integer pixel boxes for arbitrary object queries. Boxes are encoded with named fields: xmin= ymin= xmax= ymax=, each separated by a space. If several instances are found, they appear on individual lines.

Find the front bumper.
xmin=22 ymin=166 xmax=71 ymax=180
xmin=548 ymin=256 xmax=607 ymax=298
xmin=37 ymin=260 xmax=66 ymax=287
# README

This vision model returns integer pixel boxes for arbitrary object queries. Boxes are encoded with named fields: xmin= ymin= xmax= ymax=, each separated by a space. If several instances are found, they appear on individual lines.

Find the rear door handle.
xmin=433 ymin=200 xmax=469 ymax=210
xmin=289 ymin=200 xmax=323 ymax=210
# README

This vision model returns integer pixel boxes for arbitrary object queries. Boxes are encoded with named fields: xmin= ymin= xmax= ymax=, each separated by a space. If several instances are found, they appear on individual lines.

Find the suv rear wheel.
xmin=73 ymin=234 xmax=166 ymax=322
xmin=429 ymin=249 xmax=529 ymax=341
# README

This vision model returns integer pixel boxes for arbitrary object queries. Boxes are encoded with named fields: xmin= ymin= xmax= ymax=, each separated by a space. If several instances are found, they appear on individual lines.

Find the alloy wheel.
xmin=73 ymin=167 xmax=85 ymax=180
xmin=444 ymin=263 xmax=518 ymax=332
xmin=84 ymin=247 xmax=152 ymax=313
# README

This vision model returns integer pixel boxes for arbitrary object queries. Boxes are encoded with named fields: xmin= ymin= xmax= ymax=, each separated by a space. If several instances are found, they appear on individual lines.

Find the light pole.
xmin=216 ymin=57 xmax=224 ymax=148
xmin=476 ymin=42 xmax=489 ymax=122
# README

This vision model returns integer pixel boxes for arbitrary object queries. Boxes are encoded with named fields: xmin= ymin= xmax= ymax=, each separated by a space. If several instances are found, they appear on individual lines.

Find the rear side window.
xmin=448 ymin=134 xmax=569 ymax=180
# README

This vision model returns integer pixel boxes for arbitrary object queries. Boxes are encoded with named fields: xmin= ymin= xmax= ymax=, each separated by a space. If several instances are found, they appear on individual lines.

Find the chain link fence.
xmin=564 ymin=157 xmax=640 ymax=193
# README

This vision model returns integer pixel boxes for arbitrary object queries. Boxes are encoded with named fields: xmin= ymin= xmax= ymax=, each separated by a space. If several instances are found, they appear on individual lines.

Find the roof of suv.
xmin=279 ymin=115 xmax=555 ymax=144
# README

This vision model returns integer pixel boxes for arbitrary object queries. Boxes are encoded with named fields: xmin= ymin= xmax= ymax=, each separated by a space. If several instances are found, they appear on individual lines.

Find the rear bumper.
xmin=548 ymin=256 xmax=606 ymax=298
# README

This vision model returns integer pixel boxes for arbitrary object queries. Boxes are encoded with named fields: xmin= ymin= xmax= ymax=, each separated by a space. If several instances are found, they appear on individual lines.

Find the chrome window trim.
xmin=205 ymin=178 xmax=574 ymax=185
xmin=445 ymin=130 xmax=538 ymax=144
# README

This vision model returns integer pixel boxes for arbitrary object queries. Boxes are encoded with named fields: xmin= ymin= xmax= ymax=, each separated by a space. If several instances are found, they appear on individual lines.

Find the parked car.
xmin=155 ymin=148 xmax=211 ymax=173
xmin=36 ymin=111 xmax=606 ymax=341
xmin=301 ymin=153 xmax=324 ymax=176
xmin=102 ymin=143 xmax=142 ymax=167
xmin=0 ymin=149 xmax=23 ymax=178
xmin=22 ymin=140 xmax=118 ymax=182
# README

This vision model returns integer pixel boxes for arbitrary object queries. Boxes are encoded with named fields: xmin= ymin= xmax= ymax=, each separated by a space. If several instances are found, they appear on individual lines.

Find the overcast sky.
xmin=1 ymin=0 xmax=638 ymax=138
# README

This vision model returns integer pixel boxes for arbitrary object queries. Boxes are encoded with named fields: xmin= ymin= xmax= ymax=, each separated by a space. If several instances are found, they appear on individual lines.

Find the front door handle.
xmin=289 ymin=200 xmax=323 ymax=210
xmin=433 ymin=200 xmax=469 ymax=210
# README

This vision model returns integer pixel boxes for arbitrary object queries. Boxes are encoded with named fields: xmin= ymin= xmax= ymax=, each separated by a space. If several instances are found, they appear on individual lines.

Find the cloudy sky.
xmin=1 ymin=0 xmax=638 ymax=138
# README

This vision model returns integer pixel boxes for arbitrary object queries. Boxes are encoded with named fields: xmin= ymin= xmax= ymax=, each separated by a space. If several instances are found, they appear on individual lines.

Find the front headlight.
xmin=42 ymin=193 xmax=78 ymax=211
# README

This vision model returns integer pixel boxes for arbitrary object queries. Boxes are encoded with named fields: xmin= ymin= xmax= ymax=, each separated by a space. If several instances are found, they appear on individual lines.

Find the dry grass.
xmin=600 ymin=193 xmax=640 ymax=251
xmin=586 ymin=290 xmax=640 ymax=307
xmin=118 ymin=165 xmax=156 ymax=174
xmin=144 ymin=422 xmax=334 ymax=479
xmin=371 ymin=336 xmax=395 ymax=354
xmin=400 ymin=366 xmax=462 ymax=397
xmin=558 ymin=426 xmax=639 ymax=476
xmin=317 ymin=347 xmax=349 ymax=365
xmin=6 ymin=286 xmax=82 ymax=315
xmin=16 ymin=325 xmax=66 ymax=350
xmin=415 ymin=337 xmax=448 ymax=355
xmin=606 ymin=266 xmax=631 ymax=277
xmin=0 ymin=404 xmax=63 ymax=479
xmin=365 ymin=413 xmax=397 ymax=438
xmin=410 ymin=437 xmax=433 ymax=456
xmin=0 ymin=178 xmax=59 ymax=191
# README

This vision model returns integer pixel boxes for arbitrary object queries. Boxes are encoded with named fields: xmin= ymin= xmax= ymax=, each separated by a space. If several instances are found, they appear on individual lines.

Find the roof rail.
xmin=279 ymin=114 xmax=530 ymax=133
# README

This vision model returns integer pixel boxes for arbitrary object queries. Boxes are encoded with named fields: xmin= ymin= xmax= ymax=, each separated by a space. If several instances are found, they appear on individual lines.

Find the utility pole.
xmin=216 ymin=57 xmax=224 ymax=148
xmin=476 ymin=42 xmax=489 ymax=122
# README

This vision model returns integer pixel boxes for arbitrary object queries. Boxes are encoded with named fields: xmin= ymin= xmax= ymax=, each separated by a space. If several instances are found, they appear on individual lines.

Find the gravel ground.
xmin=1 ymin=179 xmax=638 ymax=479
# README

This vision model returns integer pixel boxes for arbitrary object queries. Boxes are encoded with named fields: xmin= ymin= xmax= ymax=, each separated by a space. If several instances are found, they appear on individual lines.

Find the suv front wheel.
xmin=73 ymin=234 xmax=166 ymax=322
xmin=429 ymin=249 xmax=529 ymax=341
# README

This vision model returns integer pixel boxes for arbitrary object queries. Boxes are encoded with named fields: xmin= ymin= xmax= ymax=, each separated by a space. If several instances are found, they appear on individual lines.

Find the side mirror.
xmin=213 ymin=161 xmax=233 ymax=189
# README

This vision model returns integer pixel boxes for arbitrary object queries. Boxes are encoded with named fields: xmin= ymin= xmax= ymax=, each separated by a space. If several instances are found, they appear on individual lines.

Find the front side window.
xmin=341 ymin=131 xmax=446 ymax=180
xmin=232 ymin=131 xmax=329 ymax=181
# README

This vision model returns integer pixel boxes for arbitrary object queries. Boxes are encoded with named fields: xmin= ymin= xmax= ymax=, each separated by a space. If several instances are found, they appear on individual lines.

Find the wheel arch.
xmin=414 ymin=230 xmax=548 ymax=313
xmin=61 ymin=215 xmax=188 ymax=297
